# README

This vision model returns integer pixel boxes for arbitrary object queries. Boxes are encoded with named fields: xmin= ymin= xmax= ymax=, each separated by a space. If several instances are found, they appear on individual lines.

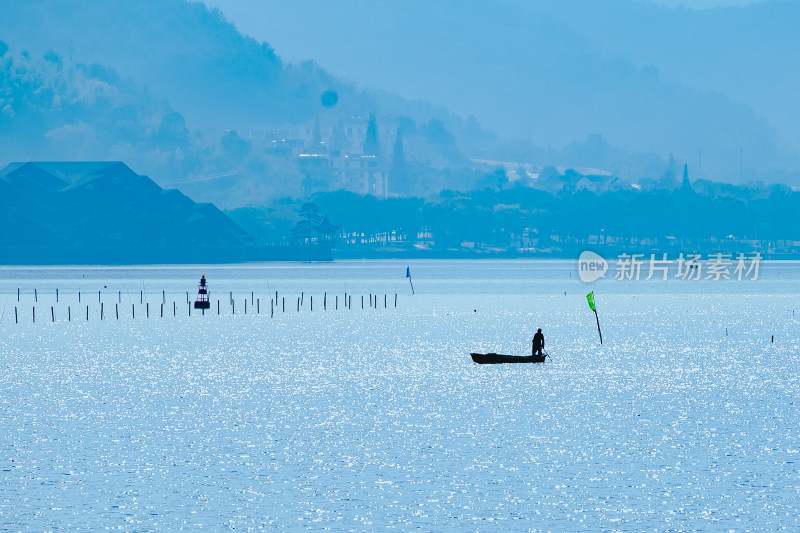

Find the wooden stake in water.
xmin=51 ymin=306 xmax=54 ymax=323
xmin=101 ymin=303 xmax=104 ymax=320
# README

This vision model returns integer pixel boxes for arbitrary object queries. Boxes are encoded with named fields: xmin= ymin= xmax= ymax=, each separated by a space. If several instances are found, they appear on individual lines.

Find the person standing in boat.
xmin=532 ymin=328 xmax=544 ymax=357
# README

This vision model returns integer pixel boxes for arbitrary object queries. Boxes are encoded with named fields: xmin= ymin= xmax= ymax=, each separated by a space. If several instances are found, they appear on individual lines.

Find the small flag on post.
xmin=587 ymin=291 xmax=603 ymax=344
xmin=406 ymin=266 xmax=415 ymax=295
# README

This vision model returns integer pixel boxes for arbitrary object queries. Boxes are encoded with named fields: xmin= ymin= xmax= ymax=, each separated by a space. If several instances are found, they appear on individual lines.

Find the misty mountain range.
xmin=1 ymin=0 xmax=798 ymax=213
xmin=0 ymin=0 xmax=487 ymax=207
xmin=209 ymin=0 xmax=800 ymax=182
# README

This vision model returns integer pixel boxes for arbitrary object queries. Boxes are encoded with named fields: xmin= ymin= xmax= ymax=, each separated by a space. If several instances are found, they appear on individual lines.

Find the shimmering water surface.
xmin=1 ymin=260 xmax=799 ymax=530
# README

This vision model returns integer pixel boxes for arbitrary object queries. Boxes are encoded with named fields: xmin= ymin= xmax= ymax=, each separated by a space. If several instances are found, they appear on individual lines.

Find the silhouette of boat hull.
xmin=470 ymin=353 xmax=546 ymax=364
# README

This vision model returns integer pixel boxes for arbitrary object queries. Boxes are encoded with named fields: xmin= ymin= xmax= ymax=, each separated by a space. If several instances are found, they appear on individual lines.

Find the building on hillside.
xmin=573 ymin=174 xmax=631 ymax=193
xmin=262 ymin=116 xmax=399 ymax=156
xmin=295 ymin=152 xmax=389 ymax=198
xmin=264 ymin=115 xmax=394 ymax=198
xmin=339 ymin=155 xmax=388 ymax=197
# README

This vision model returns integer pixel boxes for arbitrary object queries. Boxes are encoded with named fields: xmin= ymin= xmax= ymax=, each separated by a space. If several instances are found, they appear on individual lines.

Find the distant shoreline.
xmin=4 ymin=247 xmax=798 ymax=265
xmin=0 ymin=245 xmax=332 ymax=266
xmin=330 ymin=246 xmax=795 ymax=261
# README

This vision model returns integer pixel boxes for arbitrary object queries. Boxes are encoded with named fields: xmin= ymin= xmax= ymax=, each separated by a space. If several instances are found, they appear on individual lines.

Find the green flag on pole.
xmin=587 ymin=291 xmax=603 ymax=344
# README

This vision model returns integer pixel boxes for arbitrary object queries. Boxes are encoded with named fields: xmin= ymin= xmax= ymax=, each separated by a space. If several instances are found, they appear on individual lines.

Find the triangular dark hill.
xmin=0 ymin=161 xmax=324 ymax=264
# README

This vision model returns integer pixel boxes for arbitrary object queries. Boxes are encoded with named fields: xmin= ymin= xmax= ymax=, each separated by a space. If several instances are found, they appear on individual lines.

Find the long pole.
xmin=594 ymin=309 xmax=603 ymax=345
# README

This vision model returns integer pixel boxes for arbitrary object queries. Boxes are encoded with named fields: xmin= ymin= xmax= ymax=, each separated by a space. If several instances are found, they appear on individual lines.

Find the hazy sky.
xmin=648 ymin=0 xmax=763 ymax=5
xmin=204 ymin=0 xmax=767 ymax=22
xmin=202 ymin=0 xmax=769 ymax=65
xmin=643 ymin=0 xmax=763 ymax=5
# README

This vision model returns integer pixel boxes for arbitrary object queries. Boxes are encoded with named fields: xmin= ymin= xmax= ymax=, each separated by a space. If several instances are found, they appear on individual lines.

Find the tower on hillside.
xmin=659 ymin=152 xmax=677 ymax=189
xmin=680 ymin=164 xmax=692 ymax=193
xmin=390 ymin=129 xmax=408 ymax=195
xmin=363 ymin=114 xmax=380 ymax=157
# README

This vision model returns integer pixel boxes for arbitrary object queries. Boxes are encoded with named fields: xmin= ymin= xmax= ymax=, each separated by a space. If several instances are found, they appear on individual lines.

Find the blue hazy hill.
xmin=0 ymin=2 xmax=482 ymax=206
xmin=0 ymin=161 xmax=251 ymax=263
xmin=2 ymin=0 xmax=797 ymax=200
xmin=0 ymin=44 xmax=199 ymax=182
xmin=0 ymin=0 xmax=445 ymax=134
xmin=0 ymin=0 xmax=331 ymax=130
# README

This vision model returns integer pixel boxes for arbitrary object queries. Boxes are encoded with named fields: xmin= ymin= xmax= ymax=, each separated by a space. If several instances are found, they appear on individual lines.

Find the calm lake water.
xmin=1 ymin=260 xmax=799 ymax=530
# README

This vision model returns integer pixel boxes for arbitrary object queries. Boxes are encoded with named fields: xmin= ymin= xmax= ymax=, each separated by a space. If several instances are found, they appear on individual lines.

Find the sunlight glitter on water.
xmin=1 ymin=261 xmax=799 ymax=530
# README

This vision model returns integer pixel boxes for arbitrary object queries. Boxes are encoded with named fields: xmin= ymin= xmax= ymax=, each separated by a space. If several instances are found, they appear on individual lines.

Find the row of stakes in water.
xmin=5 ymin=287 xmax=400 ymax=324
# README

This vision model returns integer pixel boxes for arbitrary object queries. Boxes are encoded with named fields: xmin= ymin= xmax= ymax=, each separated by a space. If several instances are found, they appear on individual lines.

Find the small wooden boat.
xmin=470 ymin=352 xmax=546 ymax=364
